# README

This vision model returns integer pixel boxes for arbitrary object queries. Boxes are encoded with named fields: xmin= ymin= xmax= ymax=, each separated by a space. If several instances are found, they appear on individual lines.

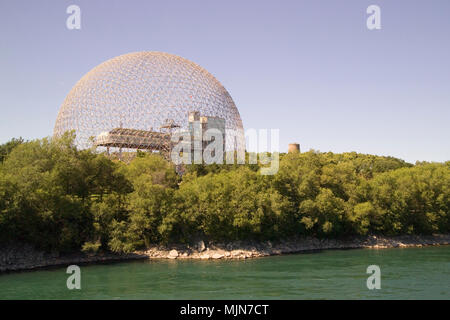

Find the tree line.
xmin=0 ymin=133 xmax=448 ymax=253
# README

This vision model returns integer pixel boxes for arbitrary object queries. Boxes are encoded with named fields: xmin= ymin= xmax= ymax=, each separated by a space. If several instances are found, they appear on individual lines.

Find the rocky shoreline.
xmin=0 ymin=244 xmax=146 ymax=273
xmin=1 ymin=234 xmax=449 ymax=272
xmin=138 ymin=234 xmax=450 ymax=260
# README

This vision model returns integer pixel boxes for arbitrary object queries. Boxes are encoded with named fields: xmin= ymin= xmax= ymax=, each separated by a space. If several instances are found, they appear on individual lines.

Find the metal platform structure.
xmin=94 ymin=111 xmax=227 ymax=163
xmin=95 ymin=128 xmax=172 ymax=153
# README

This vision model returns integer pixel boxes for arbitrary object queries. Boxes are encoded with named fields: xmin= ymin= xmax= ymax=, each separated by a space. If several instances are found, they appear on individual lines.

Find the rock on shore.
xmin=137 ymin=234 xmax=450 ymax=260
xmin=1 ymin=234 xmax=449 ymax=272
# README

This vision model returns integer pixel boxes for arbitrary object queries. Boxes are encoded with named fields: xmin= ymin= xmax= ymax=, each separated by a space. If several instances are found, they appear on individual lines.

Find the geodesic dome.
xmin=53 ymin=51 xmax=245 ymax=152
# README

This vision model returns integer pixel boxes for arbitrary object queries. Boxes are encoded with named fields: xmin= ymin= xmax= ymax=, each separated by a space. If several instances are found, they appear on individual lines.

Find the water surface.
xmin=0 ymin=246 xmax=448 ymax=299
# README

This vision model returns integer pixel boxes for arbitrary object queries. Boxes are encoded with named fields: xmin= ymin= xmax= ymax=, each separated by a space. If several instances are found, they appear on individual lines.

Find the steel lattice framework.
xmin=53 ymin=51 xmax=245 ymax=154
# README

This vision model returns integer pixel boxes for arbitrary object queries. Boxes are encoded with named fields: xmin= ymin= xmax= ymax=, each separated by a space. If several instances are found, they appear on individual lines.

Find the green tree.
xmin=0 ymin=137 xmax=24 ymax=163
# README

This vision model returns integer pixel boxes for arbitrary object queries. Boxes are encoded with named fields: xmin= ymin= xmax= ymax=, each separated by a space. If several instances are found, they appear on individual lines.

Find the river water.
xmin=0 ymin=246 xmax=448 ymax=299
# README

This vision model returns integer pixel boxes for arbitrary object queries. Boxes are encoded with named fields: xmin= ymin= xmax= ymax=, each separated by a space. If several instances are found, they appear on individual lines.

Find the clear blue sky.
xmin=1 ymin=0 xmax=449 ymax=163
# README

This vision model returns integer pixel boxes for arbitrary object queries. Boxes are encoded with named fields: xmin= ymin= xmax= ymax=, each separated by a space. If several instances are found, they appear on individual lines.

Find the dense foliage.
xmin=0 ymin=134 xmax=448 ymax=253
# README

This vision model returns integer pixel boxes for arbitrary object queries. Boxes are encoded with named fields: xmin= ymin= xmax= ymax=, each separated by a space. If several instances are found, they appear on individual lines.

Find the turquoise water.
xmin=0 ymin=246 xmax=449 ymax=299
